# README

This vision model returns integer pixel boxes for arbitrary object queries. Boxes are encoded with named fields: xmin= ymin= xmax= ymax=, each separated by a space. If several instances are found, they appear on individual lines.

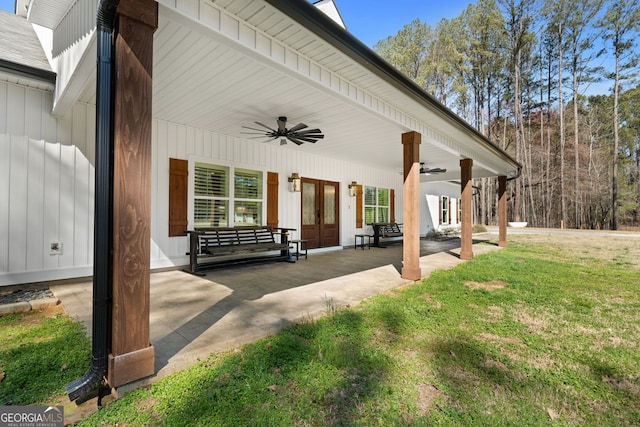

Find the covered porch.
xmin=23 ymin=0 xmax=520 ymax=395
xmin=52 ymin=238 xmax=501 ymax=388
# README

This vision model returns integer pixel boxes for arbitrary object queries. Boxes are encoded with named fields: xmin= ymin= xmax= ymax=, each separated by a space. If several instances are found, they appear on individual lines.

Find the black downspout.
xmin=66 ymin=0 xmax=120 ymax=402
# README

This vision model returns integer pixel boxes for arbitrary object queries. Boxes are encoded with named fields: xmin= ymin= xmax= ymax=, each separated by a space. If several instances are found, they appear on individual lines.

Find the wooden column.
xmin=402 ymin=131 xmax=421 ymax=280
xmin=460 ymin=158 xmax=474 ymax=260
xmin=498 ymin=175 xmax=507 ymax=247
xmin=108 ymin=0 xmax=158 ymax=388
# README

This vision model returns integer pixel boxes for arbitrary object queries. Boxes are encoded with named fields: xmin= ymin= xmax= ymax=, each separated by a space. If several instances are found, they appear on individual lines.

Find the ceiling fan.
xmin=420 ymin=162 xmax=447 ymax=175
xmin=241 ymin=116 xmax=324 ymax=145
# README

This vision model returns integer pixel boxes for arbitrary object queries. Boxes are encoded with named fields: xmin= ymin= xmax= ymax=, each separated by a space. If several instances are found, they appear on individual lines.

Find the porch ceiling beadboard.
xmin=67 ymin=0 xmax=519 ymax=183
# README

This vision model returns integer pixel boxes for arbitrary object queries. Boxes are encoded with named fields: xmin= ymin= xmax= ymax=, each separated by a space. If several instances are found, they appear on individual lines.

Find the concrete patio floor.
xmin=51 ymin=237 xmax=501 ymax=391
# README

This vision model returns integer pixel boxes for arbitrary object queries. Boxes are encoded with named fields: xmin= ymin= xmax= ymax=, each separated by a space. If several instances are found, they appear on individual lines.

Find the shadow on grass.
xmin=154 ymin=309 xmax=393 ymax=426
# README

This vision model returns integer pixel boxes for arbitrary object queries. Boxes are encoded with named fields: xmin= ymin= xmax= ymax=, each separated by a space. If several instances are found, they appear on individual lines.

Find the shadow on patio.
xmin=52 ymin=236 xmax=495 ymax=387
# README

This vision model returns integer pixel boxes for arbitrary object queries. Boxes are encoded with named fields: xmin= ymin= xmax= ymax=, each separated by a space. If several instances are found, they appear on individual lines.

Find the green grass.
xmin=75 ymin=239 xmax=639 ymax=426
xmin=4 ymin=237 xmax=640 ymax=426
xmin=0 ymin=307 xmax=91 ymax=405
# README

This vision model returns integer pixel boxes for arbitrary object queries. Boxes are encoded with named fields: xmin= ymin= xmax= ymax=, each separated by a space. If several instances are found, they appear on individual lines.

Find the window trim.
xmin=188 ymin=157 xmax=267 ymax=229
xmin=364 ymin=185 xmax=390 ymax=224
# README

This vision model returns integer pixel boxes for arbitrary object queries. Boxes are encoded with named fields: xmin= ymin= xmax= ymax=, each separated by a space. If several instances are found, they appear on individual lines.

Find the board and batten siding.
xmin=0 ymin=81 xmax=95 ymax=286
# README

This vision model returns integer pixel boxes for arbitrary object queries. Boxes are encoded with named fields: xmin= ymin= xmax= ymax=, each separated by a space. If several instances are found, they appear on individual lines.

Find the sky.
xmin=331 ymin=0 xmax=475 ymax=47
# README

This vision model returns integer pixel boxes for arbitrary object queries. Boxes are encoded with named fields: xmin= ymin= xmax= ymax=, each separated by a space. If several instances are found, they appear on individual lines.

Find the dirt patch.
xmin=478 ymin=332 xmax=523 ymax=346
xmin=512 ymin=307 xmax=549 ymax=331
xmin=463 ymin=280 xmax=507 ymax=291
xmin=416 ymin=383 xmax=446 ymax=415
xmin=602 ymin=376 xmax=640 ymax=396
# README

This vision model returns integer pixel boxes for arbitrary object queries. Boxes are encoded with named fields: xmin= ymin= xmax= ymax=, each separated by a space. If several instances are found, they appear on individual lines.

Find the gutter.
xmin=265 ymin=0 xmax=522 ymax=172
xmin=0 ymin=58 xmax=56 ymax=85
xmin=65 ymin=0 xmax=119 ymax=402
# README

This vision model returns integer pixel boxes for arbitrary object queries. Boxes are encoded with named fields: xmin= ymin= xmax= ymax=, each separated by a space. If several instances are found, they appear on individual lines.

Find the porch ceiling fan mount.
xmin=241 ymin=116 xmax=324 ymax=145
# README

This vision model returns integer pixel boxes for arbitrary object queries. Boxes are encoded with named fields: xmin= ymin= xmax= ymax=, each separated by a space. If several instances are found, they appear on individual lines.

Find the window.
xmin=441 ymin=196 xmax=449 ymax=225
xmin=194 ymin=162 xmax=263 ymax=228
xmin=364 ymin=186 xmax=389 ymax=224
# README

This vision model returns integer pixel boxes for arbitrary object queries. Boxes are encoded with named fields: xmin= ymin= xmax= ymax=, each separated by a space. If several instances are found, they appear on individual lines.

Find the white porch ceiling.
xmin=77 ymin=0 xmax=519 ymax=182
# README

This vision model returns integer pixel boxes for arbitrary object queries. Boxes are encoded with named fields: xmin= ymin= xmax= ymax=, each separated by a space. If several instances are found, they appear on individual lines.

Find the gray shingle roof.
xmin=0 ymin=9 xmax=52 ymax=72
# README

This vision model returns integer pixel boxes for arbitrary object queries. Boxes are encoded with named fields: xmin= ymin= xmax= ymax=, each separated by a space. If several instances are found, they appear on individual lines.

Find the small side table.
xmin=354 ymin=234 xmax=371 ymax=250
xmin=290 ymin=239 xmax=308 ymax=260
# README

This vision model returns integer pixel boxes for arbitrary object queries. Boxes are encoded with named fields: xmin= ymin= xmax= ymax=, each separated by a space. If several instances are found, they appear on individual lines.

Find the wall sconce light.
xmin=348 ymin=181 xmax=359 ymax=197
xmin=288 ymin=172 xmax=301 ymax=192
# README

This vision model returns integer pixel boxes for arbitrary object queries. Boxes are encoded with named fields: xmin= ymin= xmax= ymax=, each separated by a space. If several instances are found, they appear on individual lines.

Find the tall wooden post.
xmin=460 ymin=158 xmax=473 ymax=260
xmin=108 ymin=0 xmax=158 ymax=388
xmin=498 ymin=175 xmax=507 ymax=247
xmin=402 ymin=131 xmax=421 ymax=280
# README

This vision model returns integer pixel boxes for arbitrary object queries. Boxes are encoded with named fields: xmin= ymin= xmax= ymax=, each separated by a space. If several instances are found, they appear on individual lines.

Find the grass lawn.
xmin=2 ymin=233 xmax=639 ymax=426
xmin=0 ymin=305 xmax=91 ymax=405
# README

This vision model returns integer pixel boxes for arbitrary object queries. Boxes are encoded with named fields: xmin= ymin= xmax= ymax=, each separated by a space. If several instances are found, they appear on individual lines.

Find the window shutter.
xmin=169 ymin=158 xmax=188 ymax=236
xmin=390 ymin=189 xmax=395 ymax=223
xmin=448 ymin=198 xmax=452 ymax=224
xmin=355 ymin=184 xmax=363 ymax=228
xmin=267 ymin=172 xmax=278 ymax=229
xmin=439 ymin=197 xmax=443 ymax=225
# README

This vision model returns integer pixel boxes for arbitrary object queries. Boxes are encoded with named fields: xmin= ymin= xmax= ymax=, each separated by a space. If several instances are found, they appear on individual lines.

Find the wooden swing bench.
xmin=186 ymin=226 xmax=291 ymax=275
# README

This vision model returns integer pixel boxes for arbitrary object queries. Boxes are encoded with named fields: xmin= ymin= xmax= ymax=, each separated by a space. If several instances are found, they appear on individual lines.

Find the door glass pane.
xmin=302 ymin=182 xmax=316 ymax=225
xmin=324 ymin=184 xmax=336 ymax=225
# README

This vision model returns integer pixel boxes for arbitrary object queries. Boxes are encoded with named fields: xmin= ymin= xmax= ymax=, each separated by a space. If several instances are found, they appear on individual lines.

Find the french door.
xmin=301 ymin=178 xmax=340 ymax=249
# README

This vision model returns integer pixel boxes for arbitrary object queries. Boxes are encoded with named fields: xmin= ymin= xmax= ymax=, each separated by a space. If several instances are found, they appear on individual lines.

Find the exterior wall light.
xmin=288 ymin=173 xmax=301 ymax=192
xmin=348 ymin=181 xmax=359 ymax=197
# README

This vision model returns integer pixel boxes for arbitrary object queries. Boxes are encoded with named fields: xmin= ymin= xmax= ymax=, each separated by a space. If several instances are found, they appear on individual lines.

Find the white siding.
xmin=0 ymin=81 xmax=94 ymax=286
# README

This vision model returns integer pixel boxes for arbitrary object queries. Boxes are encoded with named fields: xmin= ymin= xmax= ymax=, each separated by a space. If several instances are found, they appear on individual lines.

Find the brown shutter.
xmin=439 ymin=197 xmax=443 ymax=225
xmin=267 ymin=172 xmax=279 ymax=229
xmin=169 ymin=158 xmax=188 ymax=236
xmin=390 ymin=189 xmax=395 ymax=223
xmin=355 ymin=184 xmax=363 ymax=228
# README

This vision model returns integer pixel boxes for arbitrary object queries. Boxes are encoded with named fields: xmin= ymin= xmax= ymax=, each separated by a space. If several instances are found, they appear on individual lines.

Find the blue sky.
xmin=332 ymin=0 xmax=474 ymax=47
xmin=0 ymin=0 xmax=473 ymax=48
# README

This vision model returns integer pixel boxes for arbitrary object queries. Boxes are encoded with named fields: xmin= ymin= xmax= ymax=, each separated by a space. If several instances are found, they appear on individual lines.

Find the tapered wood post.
xmin=402 ymin=131 xmax=421 ymax=280
xmin=108 ymin=0 xmax=158 ymax=388
xmin=460 ymin=159 xmax=473 ymax=260
xmin=498 ymin=175 xmax=507 ymax=247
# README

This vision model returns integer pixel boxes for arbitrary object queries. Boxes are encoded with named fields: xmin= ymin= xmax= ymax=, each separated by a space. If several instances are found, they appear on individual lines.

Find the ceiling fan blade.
xmin=254 ymin=122 xmax=276 ymax=132
xmin=296 ymin=128 xmax=322 ymax=134
xmin=286 ymin=135 xmax=308 ymax=145
xmin=288 ymin=123 xmax=307 ymax=132
xmin=293 ymin=132 xmax=324 ymax=140
xmin=289 ymin=135 xmax=320 ymax=143
xmin=242 ymin=125 xmax=271 ymax=133
xmin=277 ymin=117 xmax=287 ymax=133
